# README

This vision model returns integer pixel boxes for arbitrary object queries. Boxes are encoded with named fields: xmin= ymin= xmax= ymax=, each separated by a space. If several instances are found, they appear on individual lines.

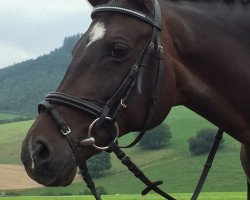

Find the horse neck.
xmin=161 ymin=1 xmax=250 ymax=144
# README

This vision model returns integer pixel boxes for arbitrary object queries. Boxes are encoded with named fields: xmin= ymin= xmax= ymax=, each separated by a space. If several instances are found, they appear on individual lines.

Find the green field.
xmin=2 ymin=193 xmax=247 ymax=200
xmin=0 ymin=106 xmax=247 ymax=195
xmin=0 ymin=120 xmax=34 ymax=164
xmin=0 ymin=113 xmax=20 ymax=120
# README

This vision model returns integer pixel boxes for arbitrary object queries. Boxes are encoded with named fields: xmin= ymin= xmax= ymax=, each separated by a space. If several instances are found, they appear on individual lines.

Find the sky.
xmin=0 ymin=0 xmax=93 ymax=69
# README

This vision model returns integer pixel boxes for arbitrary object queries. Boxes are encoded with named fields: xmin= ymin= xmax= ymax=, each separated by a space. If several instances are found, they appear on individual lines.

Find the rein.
xmin=38 ymin=0 xmax=224 ymax=199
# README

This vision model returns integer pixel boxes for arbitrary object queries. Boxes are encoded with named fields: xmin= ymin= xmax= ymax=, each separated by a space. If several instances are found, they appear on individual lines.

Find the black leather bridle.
xmin=40 ymin=0 xmax=165 ymax=147
xmin=38 ymin=0 xmax=171 ymax=199
xmin=37 ymin=0 xmax=224 ymax=200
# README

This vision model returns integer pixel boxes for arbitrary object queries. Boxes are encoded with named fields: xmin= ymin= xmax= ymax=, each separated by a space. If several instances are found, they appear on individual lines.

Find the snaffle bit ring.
xmin=88 ymin=117 xmax=119 ymax=150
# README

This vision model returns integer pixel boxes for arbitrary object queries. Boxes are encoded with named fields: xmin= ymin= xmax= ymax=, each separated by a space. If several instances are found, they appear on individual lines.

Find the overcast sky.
xmin=0 ymin=0 xmax=92 ymax=69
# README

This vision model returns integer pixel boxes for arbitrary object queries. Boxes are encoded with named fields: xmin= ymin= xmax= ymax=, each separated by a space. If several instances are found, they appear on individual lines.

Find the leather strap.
xmin=45 ymin=92 xmax=102 ymax=117
xmin=120 ymin=0 xmax=164 ymax=148
xmin=39 ymin=101 xmax=102 ymax=200
xmin=191 ymin=128 xmax=224 ymax=200
xmin=91 ymin=5 xmax=162 ymax=30
xmin=108 ymin=141 xmax=176 ymax=200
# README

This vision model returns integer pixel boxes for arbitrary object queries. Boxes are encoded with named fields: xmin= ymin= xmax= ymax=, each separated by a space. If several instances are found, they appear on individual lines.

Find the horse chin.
xmin=32 ymin=165 xmax=77 ymax=187
xmin=23 ymin=156 xmax=77 ymax=187
xmin=43 ymin=158 xmax=78 ymax=187
xmin=46 ymin=166 xmax=77 ymax=187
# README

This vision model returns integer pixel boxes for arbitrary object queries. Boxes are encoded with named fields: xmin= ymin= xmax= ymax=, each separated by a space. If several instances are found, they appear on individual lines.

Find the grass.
xmin=0 ymin=120 xmax=34 ymax=164
xmin=0 ymin=113 xmax=20 ymax=120
xmin=2 ymin=192 xmax=247 ymax=200
xmin=0 ymin=106 xmax=246 ymax=195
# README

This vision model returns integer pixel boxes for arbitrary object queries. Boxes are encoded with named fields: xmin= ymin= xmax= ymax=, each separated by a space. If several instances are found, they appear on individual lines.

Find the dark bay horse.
xmin=21 ymin=0 xmax=250 ymax=198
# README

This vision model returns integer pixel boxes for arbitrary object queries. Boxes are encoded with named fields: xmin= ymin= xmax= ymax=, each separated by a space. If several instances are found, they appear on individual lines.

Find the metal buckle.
xmin=88 ymin=117 xmax=119 ymax=150
xmin=120 ymin=99 xmax=127 ymax=108
xmin=61 ymin=126 xmax=71 ymax=136
xmin=157 ymin=46 xmax=164 ymax=59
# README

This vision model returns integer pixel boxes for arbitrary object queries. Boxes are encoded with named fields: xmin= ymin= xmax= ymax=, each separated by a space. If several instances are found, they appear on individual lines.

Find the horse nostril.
xmin=33 ymin=141 xmax=50 ymax=162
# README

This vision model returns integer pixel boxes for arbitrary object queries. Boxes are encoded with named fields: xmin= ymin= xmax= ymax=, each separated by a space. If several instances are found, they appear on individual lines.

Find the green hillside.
xmin=0 ymin=113 xmax=20 ymax=120
xmin=0 ymin=120 xmax=33 ymax=164
xmin=0 ymin=35 xmax=80 ymax=116
xmin=0 ymin=106 xmax=246 ymax=195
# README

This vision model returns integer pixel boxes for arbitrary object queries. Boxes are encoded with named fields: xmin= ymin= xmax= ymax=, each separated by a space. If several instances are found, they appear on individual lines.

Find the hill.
xmin=0 ymin=113 xmax=19 ymax=120
xmin=0 ymin=106 xmax=245 ymax=195
xmin=0 ymin=35 xmax=80 ymax=116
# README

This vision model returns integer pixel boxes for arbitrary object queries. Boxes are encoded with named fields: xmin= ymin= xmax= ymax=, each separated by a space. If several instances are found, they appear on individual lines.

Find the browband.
xmin=91 ymin=5 xmax=162 ymax=30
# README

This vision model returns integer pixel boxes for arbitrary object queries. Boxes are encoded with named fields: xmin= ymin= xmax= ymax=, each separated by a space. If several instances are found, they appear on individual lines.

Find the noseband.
xmin=38 ymin=0 xmax=176 ymax=199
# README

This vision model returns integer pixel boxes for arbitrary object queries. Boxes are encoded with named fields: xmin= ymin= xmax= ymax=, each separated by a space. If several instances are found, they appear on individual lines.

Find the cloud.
xmin=0 ymin=0 xmax=92 ymax=68
xmin=0 ymin=43 xmax=35 ymax=67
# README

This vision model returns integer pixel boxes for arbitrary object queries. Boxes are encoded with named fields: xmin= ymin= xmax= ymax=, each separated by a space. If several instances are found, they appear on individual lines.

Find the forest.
xmin=0 ymin=34 xmax=80 ymax=116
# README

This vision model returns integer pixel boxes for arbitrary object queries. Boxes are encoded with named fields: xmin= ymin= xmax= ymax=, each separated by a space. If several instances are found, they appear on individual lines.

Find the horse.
xmin=21 ymin=0 xmax=250 ymax=199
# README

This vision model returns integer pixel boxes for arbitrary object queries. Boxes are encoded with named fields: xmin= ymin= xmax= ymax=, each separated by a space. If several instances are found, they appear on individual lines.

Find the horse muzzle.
xmin=21 ymin=134 xmax=77 ymax=187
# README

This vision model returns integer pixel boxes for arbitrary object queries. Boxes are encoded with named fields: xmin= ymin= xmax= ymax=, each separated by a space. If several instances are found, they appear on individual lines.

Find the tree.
xmin=189 ymin=128 xmax=225 ymax=156
xmin=0 ymin=34 xmax=80 ymax=116
xmin=86 ymin=151 xmax=112 ymax=178
xmin=139 ymin=123 xmax=172 ymax=150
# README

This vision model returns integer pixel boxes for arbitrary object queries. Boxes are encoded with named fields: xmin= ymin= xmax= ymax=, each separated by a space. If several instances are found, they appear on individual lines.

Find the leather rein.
xmin=38 ymin=0 xmax=224 ymax=199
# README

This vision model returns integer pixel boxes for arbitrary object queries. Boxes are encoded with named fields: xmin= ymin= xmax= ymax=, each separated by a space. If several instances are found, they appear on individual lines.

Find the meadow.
xmin=0 ymin=106 xmax=247 ymax=196
xmin=2 ymin=193 xmax=247 ymax=200
xmin=0 ymin=113 xmax=20 ymax=120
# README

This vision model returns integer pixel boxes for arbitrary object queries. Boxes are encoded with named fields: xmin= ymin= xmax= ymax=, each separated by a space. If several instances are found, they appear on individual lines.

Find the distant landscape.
xmin=0 ymin=106 xmax=246 ymax=196
xmin=0 ymin=34 xmax=80 ymax=116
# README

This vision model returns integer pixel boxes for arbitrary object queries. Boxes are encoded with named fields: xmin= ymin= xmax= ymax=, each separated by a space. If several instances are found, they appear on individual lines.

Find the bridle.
xmin=40 ymin=0 xmax=165 ymax=147
xmin=38 ymin=0 xmax=223 ymax=200
xmin=38 ymin=0 xmax=169 ymax=199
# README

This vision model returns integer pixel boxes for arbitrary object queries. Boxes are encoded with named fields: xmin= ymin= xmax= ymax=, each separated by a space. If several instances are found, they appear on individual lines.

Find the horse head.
xmin=21 ymin=0 xmax=176 ymax=187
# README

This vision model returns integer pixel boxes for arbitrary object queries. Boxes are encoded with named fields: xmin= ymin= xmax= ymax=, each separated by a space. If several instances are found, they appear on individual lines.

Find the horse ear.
xmin=87 ymin=0 xmax=110 ymax=7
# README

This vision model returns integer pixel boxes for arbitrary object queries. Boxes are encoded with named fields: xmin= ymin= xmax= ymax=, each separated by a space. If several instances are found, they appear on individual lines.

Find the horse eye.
xmin=111 ymin=44 xmax=128 ymax=58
